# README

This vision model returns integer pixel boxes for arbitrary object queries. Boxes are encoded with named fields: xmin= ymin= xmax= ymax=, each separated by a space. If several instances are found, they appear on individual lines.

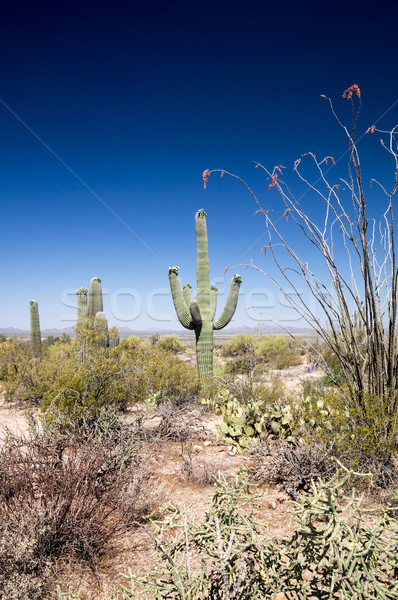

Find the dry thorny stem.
xmin=205 ymin=85 xmax=398 ymax=420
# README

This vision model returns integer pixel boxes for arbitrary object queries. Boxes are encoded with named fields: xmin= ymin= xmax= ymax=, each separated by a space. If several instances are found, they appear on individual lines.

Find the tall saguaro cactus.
xmin=75 ymin=287 xmax=88 ymax=325
xmin=88 ymin=277 xmax=103 ymax=316
xmin=30 ymin=300 xmax=41 ymax=356
xmin=168 ymin=209 xmax=242 ymax=379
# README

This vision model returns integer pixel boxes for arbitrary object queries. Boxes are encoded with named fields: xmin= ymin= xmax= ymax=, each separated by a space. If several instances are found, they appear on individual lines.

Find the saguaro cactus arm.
xmin=189 ymin=300 xmax=202 ymax=325
xmin=209 ymin=285 xmax=218 ymax=321
xmin=183 ymin=284 xmax=193 ymax=308
xmin=213 ymin=275 xmax=242 ymax=330
xmin=168 ymin=267 xmax=195 ymax=330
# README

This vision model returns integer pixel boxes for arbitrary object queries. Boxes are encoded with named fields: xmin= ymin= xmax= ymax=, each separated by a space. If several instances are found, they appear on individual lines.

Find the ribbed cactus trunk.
xmin=76 ymin=288 xmax=88 ymax=325
xmin=88 ymin=277 xmax=103 ymax=316
xmin=169 ymin=209 xmax=242 ymax=380
xmin=195 ymin=210 xmax=213 ymax=378
xmin=30 ymin=300 xmax=41 ymax=356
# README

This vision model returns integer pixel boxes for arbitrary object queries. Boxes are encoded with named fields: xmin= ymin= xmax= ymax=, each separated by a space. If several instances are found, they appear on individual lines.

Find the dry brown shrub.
xmin=0 ymin=418 xmax=157 ymax=599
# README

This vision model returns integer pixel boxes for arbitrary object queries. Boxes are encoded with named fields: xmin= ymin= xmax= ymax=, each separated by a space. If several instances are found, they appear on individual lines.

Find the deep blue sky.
xmin=1 ymin=0 xmax=398 ymax=330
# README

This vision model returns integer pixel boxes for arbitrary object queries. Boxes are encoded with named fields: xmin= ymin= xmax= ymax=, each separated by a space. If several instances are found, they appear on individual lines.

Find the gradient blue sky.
xmin=1 ymin=0 xmax=398 ymax=330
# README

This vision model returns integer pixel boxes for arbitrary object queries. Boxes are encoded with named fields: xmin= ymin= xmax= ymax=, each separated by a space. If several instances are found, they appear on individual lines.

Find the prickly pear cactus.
xmin=168 ymin=209 xmax=242 ymax=379
xmin=30 ymin=300 xmax=41 ymax=356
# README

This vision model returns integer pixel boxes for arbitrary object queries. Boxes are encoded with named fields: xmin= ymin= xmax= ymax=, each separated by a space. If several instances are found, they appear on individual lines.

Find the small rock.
xmin=266 ymin=500 xmax=277 ymax=510
xmin=192 ymin=445 xmax=203 ymax=453
xmin=203 ymin=440 xmax=212 ymax=447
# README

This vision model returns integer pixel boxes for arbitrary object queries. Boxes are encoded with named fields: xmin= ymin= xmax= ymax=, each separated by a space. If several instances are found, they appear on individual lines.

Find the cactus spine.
xmin=88 ymin=277 xmax=103 ymax=316
xmin=30 ymin=300 xmax=41 ymax=356
xmin=76 ymin=287 xmax=88 ymax=325
xmin=169 ymin=209 xmax=242 ymax=379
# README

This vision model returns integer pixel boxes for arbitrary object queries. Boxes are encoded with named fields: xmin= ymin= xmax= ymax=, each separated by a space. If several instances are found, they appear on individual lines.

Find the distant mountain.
xmin=0 ymin=323 xmax=314 ymax=338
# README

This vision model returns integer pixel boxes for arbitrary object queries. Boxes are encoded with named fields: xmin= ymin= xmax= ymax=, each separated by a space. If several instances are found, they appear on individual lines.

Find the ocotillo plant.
xmin=75 ymin=287 xmax=88 ymax=325
xmin=88 ymin=277 xmax=103 ymax=316
xmin=168 ymin=209 xmax=242 ymax=379
xmin=30 ymin=300 xmax=41 ymax=356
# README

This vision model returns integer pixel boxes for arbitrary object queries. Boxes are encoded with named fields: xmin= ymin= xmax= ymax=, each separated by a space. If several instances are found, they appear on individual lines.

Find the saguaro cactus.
xmin=30 ymin=300 xmax=41 ymax=356
xmin=88 ymin=277 xmax=103 ymax=316
xmin=95 ymin=311 xmax=109 ymax=347
xmin=168 ymin=209 xmax=242 ymax=379
xmin=75 ymin=287 xmax=88 ymax=325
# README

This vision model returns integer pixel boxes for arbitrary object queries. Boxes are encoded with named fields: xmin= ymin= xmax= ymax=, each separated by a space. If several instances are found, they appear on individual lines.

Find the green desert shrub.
xmin=156 ymin=334 xmax=186 ymax=353
xmin=222 ymin=333 xmax=257 ymax=357
xmin=221 ymin=334 xmax=303 ymax=374
xmin=0 ymin=337 xmax=72 ymax=405
xmin=292 ymin=383 xmax=398 ymax=487
xmin=41 ymin=326 xmax=199 ymax=423
xmin=257 ymin=335 xmax=302 ymax=369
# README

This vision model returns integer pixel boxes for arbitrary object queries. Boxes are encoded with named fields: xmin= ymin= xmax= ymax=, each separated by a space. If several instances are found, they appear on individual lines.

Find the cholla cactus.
xmin=29 ymin=300 xmax=41 ymax=356
xmin=169 ymin=209 xmax=241 ymax=379
xmin=88 ymin=277 xmax=103 ymax=316
xmin=75 ymin=287 xmax=88 ymax=325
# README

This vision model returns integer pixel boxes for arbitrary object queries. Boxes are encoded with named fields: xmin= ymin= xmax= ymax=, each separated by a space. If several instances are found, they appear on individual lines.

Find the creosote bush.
xmin=222 ymin=333 xmax=302 ymax=375
xmin=0 ymin=337 xmax=71 ymax=405
xmin=155 ymin=334 xmax=186 ymax=354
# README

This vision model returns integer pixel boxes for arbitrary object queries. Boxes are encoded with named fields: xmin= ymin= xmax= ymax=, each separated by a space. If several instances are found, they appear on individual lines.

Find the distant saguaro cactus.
xmin=30 ymin=300 xmax=41 ymax=356
xmin=169 ymin=209 xmax=242 ymax=379
xmin=88 ymin=277 xmax=103 ymax=316
xmin=75 ymin=287 xmax=88 ymax=325
xmin=109 ymin=326 xmax=120 ymax=348
xmin=95 ymin=311 xmax=109 ymax=347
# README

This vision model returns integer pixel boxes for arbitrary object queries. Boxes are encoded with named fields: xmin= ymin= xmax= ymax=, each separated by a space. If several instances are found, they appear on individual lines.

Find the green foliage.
xmin=222 ymin=333 xmax=257 ymax=356
xmin=0 ymin=337 xmax=71 ymax=404
xmin=41 ymin=325 xmax=200 ymax=424
xmin=321 ymin=347 xmax=346 ymax=385
xmin=156 ymin=334 xmax=186 ymax=354
xmin=292 ymin=383 xmax=398 ymax=487
xmin=117 ymin=469 xmax=398 ymax=599
xmin=257 ymin=335 xmax=302 ymax=369
xmin=221 ymin=334 xmax=303 ymax=375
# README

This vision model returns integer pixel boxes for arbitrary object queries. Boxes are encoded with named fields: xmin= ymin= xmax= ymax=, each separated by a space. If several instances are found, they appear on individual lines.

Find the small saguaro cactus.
xmin=95 ymin=311 xmax=109 ymax=347
xmin=75 ymin=287 xmax=88 ymax=325
xmin=168 ymin=209 xmax=242 ymax=379
xmin=30 ymin=300 xmax=41 ymax=356
xmin=88 ymin=277 xmax=103 ymax=317
xmin=109 ymin=326 xmax=120 ymax=348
